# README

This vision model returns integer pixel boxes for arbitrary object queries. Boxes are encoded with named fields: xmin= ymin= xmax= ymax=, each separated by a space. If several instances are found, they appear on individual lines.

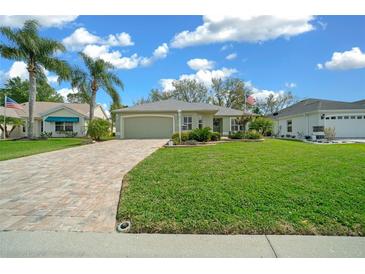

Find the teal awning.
xmin=45 ymin=116 xmax=79 ymax=122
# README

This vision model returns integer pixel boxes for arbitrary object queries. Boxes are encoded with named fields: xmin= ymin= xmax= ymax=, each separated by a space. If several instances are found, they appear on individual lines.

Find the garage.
xmin=123 ymin=116 xmax=174 ymax=139
xmin=325 ymin=114 xmax=365 ymax=138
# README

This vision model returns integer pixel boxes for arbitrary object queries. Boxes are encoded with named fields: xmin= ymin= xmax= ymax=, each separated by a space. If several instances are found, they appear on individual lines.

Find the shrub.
xmin=229 ymin=130 xmax=262 ymax=140
xmin=65 ymin=131 xmax=77 ymax=138
xmin=324 ymin=127 xmax=336 ymax=141
xmin=228 ymin=131 xmax=244 ymax=139
xmin=171 ymin=131 xmax=190 ymax=144
xmin=40 ymin=131 xmax=52 ymax=139
xmin=210 ymin=131 xmax=221 ymax=141
xmin=243 ymin=130 xmax=262 ymax=139
xmin=249 ymin=117 xmax=273 ymax=136
xmin=189 ymin=127 xmax=211 ymax=142
xmin=87 ymin=118 xmax=111 ymax=141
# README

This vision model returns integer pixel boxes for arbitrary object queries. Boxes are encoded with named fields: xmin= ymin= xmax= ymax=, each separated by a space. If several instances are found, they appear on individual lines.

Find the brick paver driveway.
xmin=0 ymin=139 xmax=167 ymax=232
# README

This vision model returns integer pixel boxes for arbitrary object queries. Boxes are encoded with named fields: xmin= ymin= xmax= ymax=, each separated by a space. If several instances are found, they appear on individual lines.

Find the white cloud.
xmin=171 ymin=15 xmax=315 ymax=48
xmin=0 ymin=15 xmax=78 ymax=28
xmin=63 ymin=27 xmax=135 ymax=50
xmin=221 ymin=44 xmax=233 ymax=51
xmin=317 ymin=47 xmax=365 ymax=70
xmin=2 ymin=61 xmax=59 ymax=85
xmin=106 ymin=32 xmax=134 ymax=47
xmin=140 ymin=43 xmax=169 ymax=66
xmin=7 ymin=61 xmax=28 ymax=80
xmin=187 ymin=58 xmax=215 ymax=70
xmin=225 ymin=53 xmax=237 ymax=60
xmin=246 ymin=81 xmax=286 ymax=102
xmin=83 ymin=43 xmax=169 ymax=70
xmin=63 ymin=28 xmax=101 ymax=50
xmin=57 ymin=88 xmax=78 ymax=101
xmin=285 ymin=82 xmax=296 ymax=89
xmin=160 ymin=67 xmax=237 ymax=92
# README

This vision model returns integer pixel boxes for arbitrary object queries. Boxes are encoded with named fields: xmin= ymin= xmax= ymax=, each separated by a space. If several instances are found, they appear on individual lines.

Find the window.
xmin=55 ymin=121 xmax=64 ymax=131
xmin=325 ymin=117 xmax=330 ymax=120
xmin=320 ymin=114 xmax=325 ymax=120
xmin=344 ymin=116 xmax=349 ymax=119
xmin=287 ymin=120 xmax=292 ymax=133
xmin=231 ymin=118 xmax=240 ymax=132
xmin=65 ymin=122 xmax=73 ymax=131
xmin=337 ymin=116 xmax=343 ymax=119
xmin=357 ymin=116 xmax=362 ymax=119
xmin=331 ymin=116 xmax=336 ymax=120
xmin=55 ymin=122 xmax=74 ymax=132
xmin=182 ymin=116 xmax=192 ymax=130
xmin=41 ymin=121 xmax=44 ymax=132
xmin=198 ymin=119 xmax=203 ymax=129
xmin=313 ymin=126 xmax=324 ymax=132
xmin=351 ymin=116 xmax=356 ymax=119
xmin=22 ymin=125 xmax=26 ymax=133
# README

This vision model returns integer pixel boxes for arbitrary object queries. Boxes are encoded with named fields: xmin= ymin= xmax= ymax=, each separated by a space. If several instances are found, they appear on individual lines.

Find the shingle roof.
xmin=272 ymin=98 xmax=365 ymax=118
xmin=0 ymin=102 xmax=105 ymax=119
xmin=114 ymin=99 xmax=252 ymax=116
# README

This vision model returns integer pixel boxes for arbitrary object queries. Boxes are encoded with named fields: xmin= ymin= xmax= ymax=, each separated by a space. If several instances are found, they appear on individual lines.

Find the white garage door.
xmin=123 ymin=116 xmax=173 ymax=139
xmin=326 ymin=114 xmax=365 ymax=138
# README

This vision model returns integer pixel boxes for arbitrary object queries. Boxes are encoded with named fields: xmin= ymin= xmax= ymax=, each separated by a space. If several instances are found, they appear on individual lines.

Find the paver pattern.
xmin=0 ymin=139 xmax=167 ymax=232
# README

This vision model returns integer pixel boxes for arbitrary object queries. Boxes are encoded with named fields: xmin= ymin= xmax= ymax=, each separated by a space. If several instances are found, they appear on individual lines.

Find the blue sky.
xmin=0 ymin=15 xmax=364 ymax=110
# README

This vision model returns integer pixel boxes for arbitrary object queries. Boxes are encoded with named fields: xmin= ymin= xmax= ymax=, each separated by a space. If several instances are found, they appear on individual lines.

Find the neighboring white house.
xmin=271 ymin=98 xmax=365 ymax=139
xmin=0 ymin=102 xmax=109 ymax=139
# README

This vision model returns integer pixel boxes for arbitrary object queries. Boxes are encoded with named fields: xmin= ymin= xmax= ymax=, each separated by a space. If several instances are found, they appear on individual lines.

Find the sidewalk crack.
xmin=265 ymin=235 xmax=278 ymax=258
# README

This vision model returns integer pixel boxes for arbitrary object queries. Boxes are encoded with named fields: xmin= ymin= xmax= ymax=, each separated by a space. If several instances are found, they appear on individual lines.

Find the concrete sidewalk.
xmin=1 ymin=231 xmax=364 ymax=258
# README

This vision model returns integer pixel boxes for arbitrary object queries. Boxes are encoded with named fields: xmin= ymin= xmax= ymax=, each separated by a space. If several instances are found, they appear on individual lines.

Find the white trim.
xmin=121 ymin=114 xmax=175 ymax=139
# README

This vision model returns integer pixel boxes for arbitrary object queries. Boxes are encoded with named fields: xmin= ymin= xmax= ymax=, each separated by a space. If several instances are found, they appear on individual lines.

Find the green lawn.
xmin=117 ymin=139 xmax=365 ymax=235
xmin=0 ymin=138 xmax=87 ymax=161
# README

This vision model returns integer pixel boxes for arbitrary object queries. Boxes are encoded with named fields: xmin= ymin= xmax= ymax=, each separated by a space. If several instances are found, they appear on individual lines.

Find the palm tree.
xmin=71 ymin=52 xmax=123 ymax=120
xmin=0 ymin=20 xmax=70 ymax=138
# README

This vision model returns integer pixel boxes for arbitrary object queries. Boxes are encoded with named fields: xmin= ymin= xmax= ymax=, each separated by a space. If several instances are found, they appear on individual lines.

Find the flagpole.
xmin=3 ymin=95 xmax=6 ymax=140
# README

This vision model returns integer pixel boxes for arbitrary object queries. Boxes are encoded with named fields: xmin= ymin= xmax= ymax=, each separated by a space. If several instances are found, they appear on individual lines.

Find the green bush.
xmin=210 ymin=131 xmax=221 ymax=141
xmin=249 ymin=117 xmax=273 ymax=136
xmin=228 ymin=130 xmax=262 ymax=140
xmin=171 ymin=131 xmax=190 ymax=144
xmin=87 ymin=118 xmax=111 ymax=141
xmin=228 ymin=131 xmax=244 ymax=139
xmin=244 ymin=130 xmax=263 ymax=139
xmin=189 ymin=127 xmax=211 ymax=142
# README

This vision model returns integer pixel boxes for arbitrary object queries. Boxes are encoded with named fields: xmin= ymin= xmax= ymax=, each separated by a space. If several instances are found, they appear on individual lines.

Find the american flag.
xmin=246 ymin=95 xmax=256 ymax=106
xmin=5 ymin=97 xmax=23 ymax=110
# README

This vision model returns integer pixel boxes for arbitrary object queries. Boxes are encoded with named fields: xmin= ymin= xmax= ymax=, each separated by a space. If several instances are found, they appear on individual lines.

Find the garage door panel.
xmin=124 ymin=116 xmax=173 ymax=139
xmin=326 ymin=118 xmax=365 ymax=138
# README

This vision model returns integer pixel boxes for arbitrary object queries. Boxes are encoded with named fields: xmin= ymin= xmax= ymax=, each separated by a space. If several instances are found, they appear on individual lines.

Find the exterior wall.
xmin=42 ymin=108 xmax=86 ymax=137
xmin=94 ymin=105 xmax=108 ymax=119
xmin=274 ymin=110 xmax=365 ymax=138
xmin=116 ymin=111 xmax=215 ymax=139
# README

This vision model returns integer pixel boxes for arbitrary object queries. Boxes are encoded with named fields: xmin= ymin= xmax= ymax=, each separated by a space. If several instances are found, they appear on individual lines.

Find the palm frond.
xmin=0 ymin=45 xmax=25 ymax=60
xmin=39 ymin=56 xmax=71 ymax=80
xmin=79 ymin=52 xmax=96 ymax=74
xmin=106 ymin=71 xmax=124 ymax=90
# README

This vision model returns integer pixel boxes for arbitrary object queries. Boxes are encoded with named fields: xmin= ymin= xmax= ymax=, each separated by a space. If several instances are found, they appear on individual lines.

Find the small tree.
xmin=0 ymin=116 xmax=24 ymax=138
xmin=87 ymin=118 xmax=111 ymax=141
xmin=324 ymin=127 xmax=336 ymax=141
xmin=249 ymin=117 xmax=274 ymax=135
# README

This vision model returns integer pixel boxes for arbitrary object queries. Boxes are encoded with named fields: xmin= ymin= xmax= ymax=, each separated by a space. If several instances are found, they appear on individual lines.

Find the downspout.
xmin=178 ymin=110 xmax=182 ymax=143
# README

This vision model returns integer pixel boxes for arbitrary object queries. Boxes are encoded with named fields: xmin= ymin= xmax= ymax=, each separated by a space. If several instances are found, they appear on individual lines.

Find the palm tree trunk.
xmin=89 ymin=88 xmax=96 ymax=121
xmin=28 ymin=68 xmax=36 ymax=139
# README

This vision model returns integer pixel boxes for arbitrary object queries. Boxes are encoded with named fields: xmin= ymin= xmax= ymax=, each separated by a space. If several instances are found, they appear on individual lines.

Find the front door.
xmin=213 ymin=118 xmax=223 ymax=133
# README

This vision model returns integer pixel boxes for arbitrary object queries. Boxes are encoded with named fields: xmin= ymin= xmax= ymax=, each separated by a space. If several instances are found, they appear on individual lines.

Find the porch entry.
xmin=213 ymin=118 xmax=223 ymax=134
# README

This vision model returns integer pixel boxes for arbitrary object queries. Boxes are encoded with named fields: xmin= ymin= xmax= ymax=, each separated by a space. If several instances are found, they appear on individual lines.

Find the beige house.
xmin=0 ymin=102 xmax=109 ymax=139
xmin=113 ymin=99 xmax=252 ymax=139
